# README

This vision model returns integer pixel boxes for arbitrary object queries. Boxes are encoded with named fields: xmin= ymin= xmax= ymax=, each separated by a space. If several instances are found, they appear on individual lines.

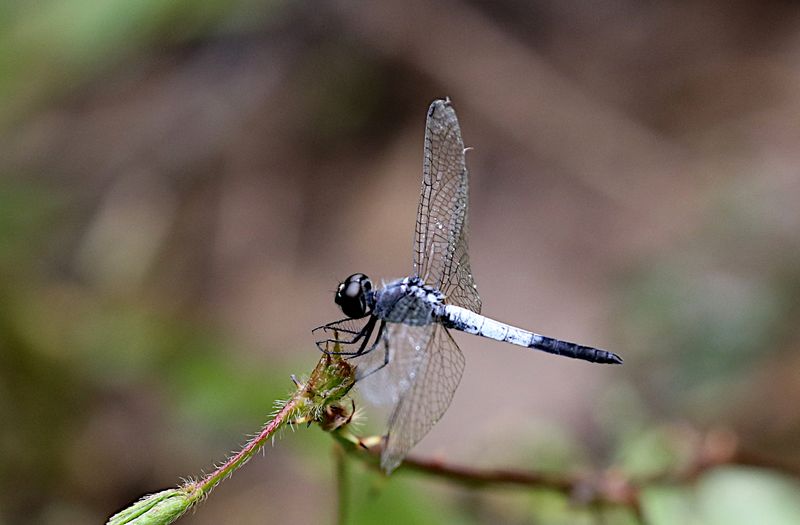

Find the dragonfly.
xmin=314 ymin=98 xmax=622 ymax=473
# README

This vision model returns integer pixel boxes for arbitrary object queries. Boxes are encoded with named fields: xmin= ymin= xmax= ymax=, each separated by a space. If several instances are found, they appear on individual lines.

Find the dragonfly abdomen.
xmin=442 ymin=305 xmax=536 ymax=343
xmin=442 ymin=305 xmax=622 ymax=365
xmin=527 ymin=336 xmax=622 ymax=364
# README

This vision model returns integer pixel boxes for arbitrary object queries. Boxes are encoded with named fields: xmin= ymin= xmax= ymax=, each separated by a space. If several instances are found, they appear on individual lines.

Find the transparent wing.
xmin=413 ymin=99 xmax=481 ymax=314
xmin=381 ymin=324 xmax=466 ymax=473
xmin=354 ymin=322 xmax=431 ymax=407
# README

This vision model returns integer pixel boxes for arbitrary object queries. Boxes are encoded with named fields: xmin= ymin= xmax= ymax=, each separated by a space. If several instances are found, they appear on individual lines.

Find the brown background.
xmin=2 ymin=1 xmax=799 ymax=523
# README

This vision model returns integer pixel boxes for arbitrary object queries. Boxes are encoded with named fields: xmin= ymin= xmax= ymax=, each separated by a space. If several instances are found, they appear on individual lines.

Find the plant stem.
xmin=187 ymin=391 xmax=305 ymax=503
xmin=334 ymin=444 xmax=350 ymax=525
xmin=108 ymin=353 xmax=356 ymax=525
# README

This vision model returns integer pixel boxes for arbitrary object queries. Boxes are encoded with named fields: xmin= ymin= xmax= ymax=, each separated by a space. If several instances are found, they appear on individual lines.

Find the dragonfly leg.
xmin=355 ymin=321 xmax=392 ymax=380
xmin=315 ymin=316 xmax=377 ymax=356
xmin=355 ymin=320 xmax=385 ymax=356
xmin=312 ymin=316 xmax=369 ymax=337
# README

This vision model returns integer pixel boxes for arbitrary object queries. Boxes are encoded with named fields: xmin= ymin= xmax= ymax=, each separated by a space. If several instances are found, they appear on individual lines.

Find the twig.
xmin=331 ymin=429 xmax=637 ymax=506
xmin=332 ymin=425 xmax=800 ymax=513
xmin=733 ymin=449 xmax=800 ymax=480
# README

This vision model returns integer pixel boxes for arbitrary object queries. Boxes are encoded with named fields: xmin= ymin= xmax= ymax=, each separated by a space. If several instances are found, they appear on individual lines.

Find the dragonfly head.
xmin=335 ymin=273 xmax=373 ymax=318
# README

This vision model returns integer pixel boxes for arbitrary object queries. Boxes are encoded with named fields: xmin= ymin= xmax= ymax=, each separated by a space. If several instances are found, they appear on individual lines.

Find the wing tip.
xmin=380 ymin=433 xmax=403 ymax=474
xmin=428 ymin=97 xmax=453 ymax=116
xmin=381 ymin=456 xmax=401 ymax=475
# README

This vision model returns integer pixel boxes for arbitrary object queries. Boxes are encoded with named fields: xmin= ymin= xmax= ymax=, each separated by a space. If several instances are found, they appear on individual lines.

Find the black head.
xmin=335 ymin=273 xmax=373 ymax=318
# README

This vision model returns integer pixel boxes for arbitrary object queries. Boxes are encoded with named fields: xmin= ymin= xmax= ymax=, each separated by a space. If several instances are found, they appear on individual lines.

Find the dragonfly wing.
xmin=354 ymin=322 xmax=431 ymax=407
xmin=381 ymin=324 xmax=465 ymax=473
xmin=413 ymin=99 xmax=481 ymax=314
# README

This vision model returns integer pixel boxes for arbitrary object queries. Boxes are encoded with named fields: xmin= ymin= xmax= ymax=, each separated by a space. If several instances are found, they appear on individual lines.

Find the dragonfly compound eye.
xmin=335 ymin=273 xmax=372 ymax=318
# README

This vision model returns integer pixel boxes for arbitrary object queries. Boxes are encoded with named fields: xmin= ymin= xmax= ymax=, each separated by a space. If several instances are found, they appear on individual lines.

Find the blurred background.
xmin=2 ymin=1 xmax=800 ymax=523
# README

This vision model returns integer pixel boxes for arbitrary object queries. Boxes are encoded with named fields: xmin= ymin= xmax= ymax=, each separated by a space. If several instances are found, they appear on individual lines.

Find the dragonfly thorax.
xmin=372 ymin=276 xmax=445 ymax=325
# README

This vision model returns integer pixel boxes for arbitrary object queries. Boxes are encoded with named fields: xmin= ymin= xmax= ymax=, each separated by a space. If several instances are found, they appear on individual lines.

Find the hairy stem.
xmin=188 ymin=392 xmax=305 ymax=502
xmin=108 ymin=353 xmax=356 ymax=525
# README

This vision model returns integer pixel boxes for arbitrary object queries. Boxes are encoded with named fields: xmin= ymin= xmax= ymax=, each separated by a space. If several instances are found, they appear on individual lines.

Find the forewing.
xmin=354 ymin=322 xmax=431 ymax=407
xmin=413 ymin=99 xmax=481 ymax=313
xmin=381 ymin=325 xmax=466 ymax=473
